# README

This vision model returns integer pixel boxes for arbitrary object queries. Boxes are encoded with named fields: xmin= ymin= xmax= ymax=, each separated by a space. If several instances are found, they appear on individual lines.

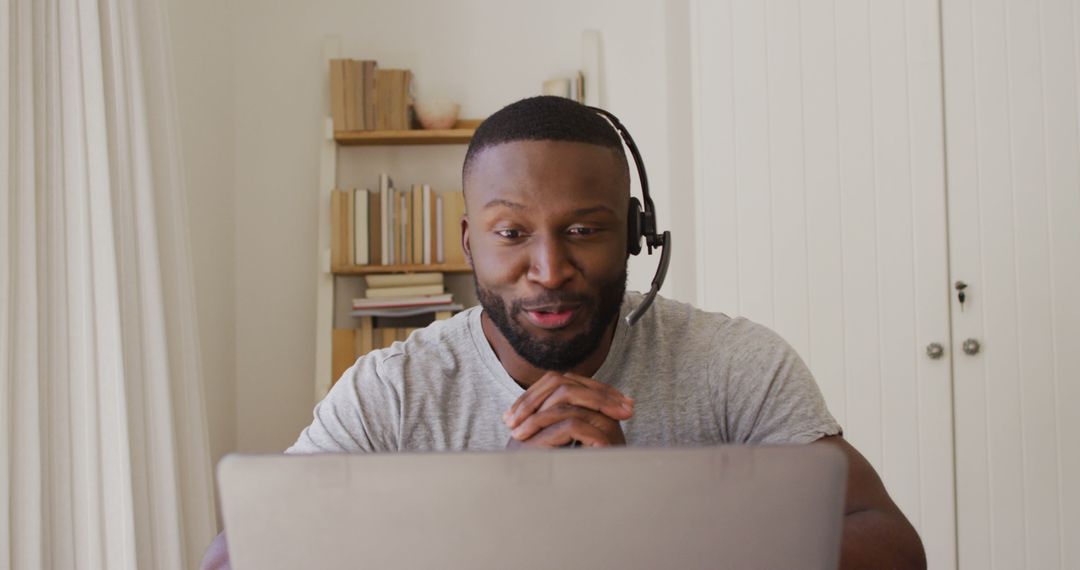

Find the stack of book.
xmin=329 ymin=59 xmax=413 ymax=131
xmin=351 ymin=273 xmax=463 ymax=317
xmin=330 ymin=173 xmax=468 ymax=268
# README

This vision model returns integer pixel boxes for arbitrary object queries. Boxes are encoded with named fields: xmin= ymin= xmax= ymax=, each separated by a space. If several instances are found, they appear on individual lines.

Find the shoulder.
xmin=626 ymin=292 xmax=760 ymax=351
xmin=623 ymin=293 xmax=800 ymax=372
xmin=627 ymin=292 xmax=732 ymax=335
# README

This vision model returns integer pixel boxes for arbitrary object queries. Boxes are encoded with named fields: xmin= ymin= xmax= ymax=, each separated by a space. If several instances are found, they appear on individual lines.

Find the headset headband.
xmin=587 ymin=107 xmax=665 ymax=252
xmin=586 ymin=106 xmax=672 ymax=325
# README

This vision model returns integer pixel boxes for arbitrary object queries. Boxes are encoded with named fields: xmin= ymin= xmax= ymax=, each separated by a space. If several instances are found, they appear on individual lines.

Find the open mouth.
xmin=522 ymin=304 xmax=580 ymax=330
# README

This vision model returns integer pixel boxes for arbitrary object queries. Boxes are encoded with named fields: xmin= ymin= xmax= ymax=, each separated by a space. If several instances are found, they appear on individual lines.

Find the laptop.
xmin=217 ymin=445 xmax=847 ymax=570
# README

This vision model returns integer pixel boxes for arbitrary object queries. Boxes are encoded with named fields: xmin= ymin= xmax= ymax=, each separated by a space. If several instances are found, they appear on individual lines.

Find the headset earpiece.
xmin=627 ymin=197 xmax=644 ymax=256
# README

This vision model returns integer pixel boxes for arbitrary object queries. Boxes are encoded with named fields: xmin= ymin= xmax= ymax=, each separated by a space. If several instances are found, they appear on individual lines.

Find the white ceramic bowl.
xmin=414 ymin=98 xmax=460 ymax=130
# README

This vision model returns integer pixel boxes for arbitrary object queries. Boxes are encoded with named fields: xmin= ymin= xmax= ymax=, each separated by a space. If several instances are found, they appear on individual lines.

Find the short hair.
xmin=462 ymin=96 xmax=629 ymax=189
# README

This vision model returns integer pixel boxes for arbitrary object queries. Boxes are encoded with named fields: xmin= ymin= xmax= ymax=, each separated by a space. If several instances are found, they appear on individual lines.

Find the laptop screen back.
xmin=218 ymin=445 xmax=846 ymax=570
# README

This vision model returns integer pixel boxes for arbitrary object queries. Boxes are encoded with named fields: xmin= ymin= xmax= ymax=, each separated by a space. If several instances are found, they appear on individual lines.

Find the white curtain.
xmin=1 ymin=0 xmax=216 ymax=568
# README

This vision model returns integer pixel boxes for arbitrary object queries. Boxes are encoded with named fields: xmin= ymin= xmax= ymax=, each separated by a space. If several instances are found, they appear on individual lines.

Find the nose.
xmin=526 ymin=234 xmax=576 ymax=289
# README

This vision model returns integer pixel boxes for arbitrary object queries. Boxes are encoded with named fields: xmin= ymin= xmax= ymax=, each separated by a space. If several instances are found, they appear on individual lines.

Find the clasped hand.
xmin=503 ymin=371 xmax=633 ymax=448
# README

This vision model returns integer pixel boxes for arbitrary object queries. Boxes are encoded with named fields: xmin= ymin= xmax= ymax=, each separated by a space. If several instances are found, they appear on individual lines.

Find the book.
xmin=375 ymin=69 xmax=395 ymax=130
xmin=330 ymin=189 xmax=355 ymax=268
xmin=435 ymin=194 xmax=444 ymax=263
xmin=362 ymin=60 xmax=377 ymax=130
xmin=423 ymin=185 xmax=434 ymax=264
xmin=329 ymin=59 xmax=347 ymax=131
xmin=330 ymin=190 xmax=344 ymax=267
xmin=351 ymin=304 xmax=463 ymax=319
xmin=343 ymin=59 xmax=357 ymax=130
xmin=399 ymin=190 xmax=409 ymax=265
xmin=374 ymin=69 xmax=413 ymax=130
xmin=379 ymin=327 xmax=397 ymax=348
xmin=356 ymin=316 xmax=374 ymax=356
xmin=390 ymin=71 xmax=402 ymax=129
xmin=442 ymin=190 xmax=467 ymax=265
xmin=391 ymin=187 xmax=402 ymax=265
xmin=343 ymin=189 xmax=354 ymax=266
xmin=350 ymin=60 xmax=367 ymax=130
xmin=411 ymin=185 xmax=424 ymax=264
xmin=368 ymin=189 xmax=382 ymax=265
xmin=353 ymin=188 xmax=369 ymax=265
xmin=365 ymin=272 xmax=444 ymax=288
xmin=364 ymin=284 xmax=445 ymax=298
xmin=331 ymin=328 xmax=356 ymax=384
xmin=379 ymin=174 xmax=391 ymax=264
xmin=542 ymin=77 xmax=571 ymax=98
xmin=541 ymin=73 xmax=585 ymax=103
xmin=401 ymin=190 xmax=408 ymax=263
xmin=390 ymin=70 xmax=403 ymax=130
xmin=352 ymin=292 xmax=453 ymax=308
xmin=401 ymin=70 xmax=414 ymax=129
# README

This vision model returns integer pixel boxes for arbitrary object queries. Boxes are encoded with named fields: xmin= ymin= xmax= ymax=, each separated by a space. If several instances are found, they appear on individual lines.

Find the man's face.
xmin=463 ymin=140 xmax=630 ymax=371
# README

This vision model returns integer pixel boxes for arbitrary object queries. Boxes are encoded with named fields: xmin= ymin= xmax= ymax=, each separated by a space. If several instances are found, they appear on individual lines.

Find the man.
xmin=202 ymin=96 xmax=925 ymax=569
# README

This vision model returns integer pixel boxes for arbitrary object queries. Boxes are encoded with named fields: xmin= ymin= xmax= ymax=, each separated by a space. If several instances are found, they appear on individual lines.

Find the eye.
xmin=495 ymin=228 xmax=524 ymax=240
xmin=567 ymin=225 xmax=600 ymax=236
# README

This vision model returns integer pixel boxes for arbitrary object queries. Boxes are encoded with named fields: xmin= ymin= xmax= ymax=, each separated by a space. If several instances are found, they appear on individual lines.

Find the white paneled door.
xmin=691 ymin=0 xmax=957 ymax=567
xmin=942 ymin=0 xmax=1080 ymax=567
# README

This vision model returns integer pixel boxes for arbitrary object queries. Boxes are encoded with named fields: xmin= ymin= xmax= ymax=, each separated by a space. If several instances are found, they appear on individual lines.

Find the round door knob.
xmin=926 ymin=343 xmax=945 ymax=359
xmin=962 ymin=338 xmax=981 ymax=355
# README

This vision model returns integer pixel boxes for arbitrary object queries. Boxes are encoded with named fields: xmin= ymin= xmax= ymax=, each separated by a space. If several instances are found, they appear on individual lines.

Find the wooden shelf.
xmin=332 ymin=263 xmax=473 ymax=275
xmin=335 ymin=119 xmax=481 ymax=146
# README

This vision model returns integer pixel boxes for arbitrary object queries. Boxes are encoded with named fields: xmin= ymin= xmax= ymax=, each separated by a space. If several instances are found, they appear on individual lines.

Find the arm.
xmin=815 ymin=435 xmax=926 ymax=570
xmin=199 ymin=531 xmax=230 ymax=570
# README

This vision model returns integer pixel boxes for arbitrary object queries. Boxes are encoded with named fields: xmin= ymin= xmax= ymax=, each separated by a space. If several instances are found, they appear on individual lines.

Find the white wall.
xmin=665 ymin=0 xmax=697 ymax=305
xmin=166 ymin=0 xmax=237 ymax=469
xmin=224 ymin=0 xmax=691 ymax=453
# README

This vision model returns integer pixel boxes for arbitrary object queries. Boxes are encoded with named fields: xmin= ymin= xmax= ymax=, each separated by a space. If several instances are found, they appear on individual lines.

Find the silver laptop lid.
xmin=218 ymin=445 xmax=846 ymax=570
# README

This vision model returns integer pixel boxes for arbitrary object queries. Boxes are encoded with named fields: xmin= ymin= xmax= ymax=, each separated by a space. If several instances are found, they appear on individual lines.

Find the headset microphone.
xmin=588 ymin=107 xmax=672 ymax=326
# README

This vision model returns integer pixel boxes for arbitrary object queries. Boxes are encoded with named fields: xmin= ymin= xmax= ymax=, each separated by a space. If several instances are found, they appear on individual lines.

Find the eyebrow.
xmin=482 ymin=199 xmax=527 ymax=211
xmin=571 ymin=205 xmax=617 ymax=217
xmin=482 ymin=199 xmax=616 ymax=217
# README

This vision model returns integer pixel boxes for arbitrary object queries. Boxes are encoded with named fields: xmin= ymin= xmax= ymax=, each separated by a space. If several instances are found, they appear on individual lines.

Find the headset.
xmin=588 ymin=106 xmax=672 ymax=327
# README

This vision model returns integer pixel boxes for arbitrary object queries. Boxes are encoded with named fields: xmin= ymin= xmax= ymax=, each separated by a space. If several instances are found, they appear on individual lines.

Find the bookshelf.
xmin=332 ymin=263 xmax=473 ymax=275
xmin=334 ymin=120 xmax=481 ymax=146
xmin=315 ymin=37 xmax=477 ymax=400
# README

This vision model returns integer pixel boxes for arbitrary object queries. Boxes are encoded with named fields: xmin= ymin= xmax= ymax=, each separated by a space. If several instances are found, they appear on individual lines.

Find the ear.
xmin=461 ymin=214 xmax=472 ymax=267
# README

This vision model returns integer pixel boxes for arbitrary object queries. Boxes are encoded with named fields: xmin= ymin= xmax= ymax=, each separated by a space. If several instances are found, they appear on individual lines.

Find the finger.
xmin=504 ymin=372 xmax=634 ymax=428
xmin=504 ymin=372 xmax=586 ymax=428
xmin=510 ymin=403 xmax=620 ymax=442
xmin=521 ymin=418 xmax=612 ymax=448
xmin=535 ymin=383 xmax=633 ymax=423
xmin=563 ymin=373 xmax=634 ymax=405
xmin=507 ymin=371 xmax=579 ymax=417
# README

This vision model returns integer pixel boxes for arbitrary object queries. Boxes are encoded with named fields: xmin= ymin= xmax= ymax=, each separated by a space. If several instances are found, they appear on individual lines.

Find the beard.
xmin=475 ymin=268 xmax=627 ymax=372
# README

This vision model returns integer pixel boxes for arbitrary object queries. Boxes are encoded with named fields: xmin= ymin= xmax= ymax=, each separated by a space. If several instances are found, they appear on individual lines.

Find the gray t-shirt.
xmin=287 ymin=292 xmax=841 ymax=454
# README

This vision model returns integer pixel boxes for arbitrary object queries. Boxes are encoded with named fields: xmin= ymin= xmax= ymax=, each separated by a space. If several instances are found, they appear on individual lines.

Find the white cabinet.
xmin=691 ymin=0 xmax=1080 ymax=568
xmin=942 ymin=0 xmax=1080 ymax=567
